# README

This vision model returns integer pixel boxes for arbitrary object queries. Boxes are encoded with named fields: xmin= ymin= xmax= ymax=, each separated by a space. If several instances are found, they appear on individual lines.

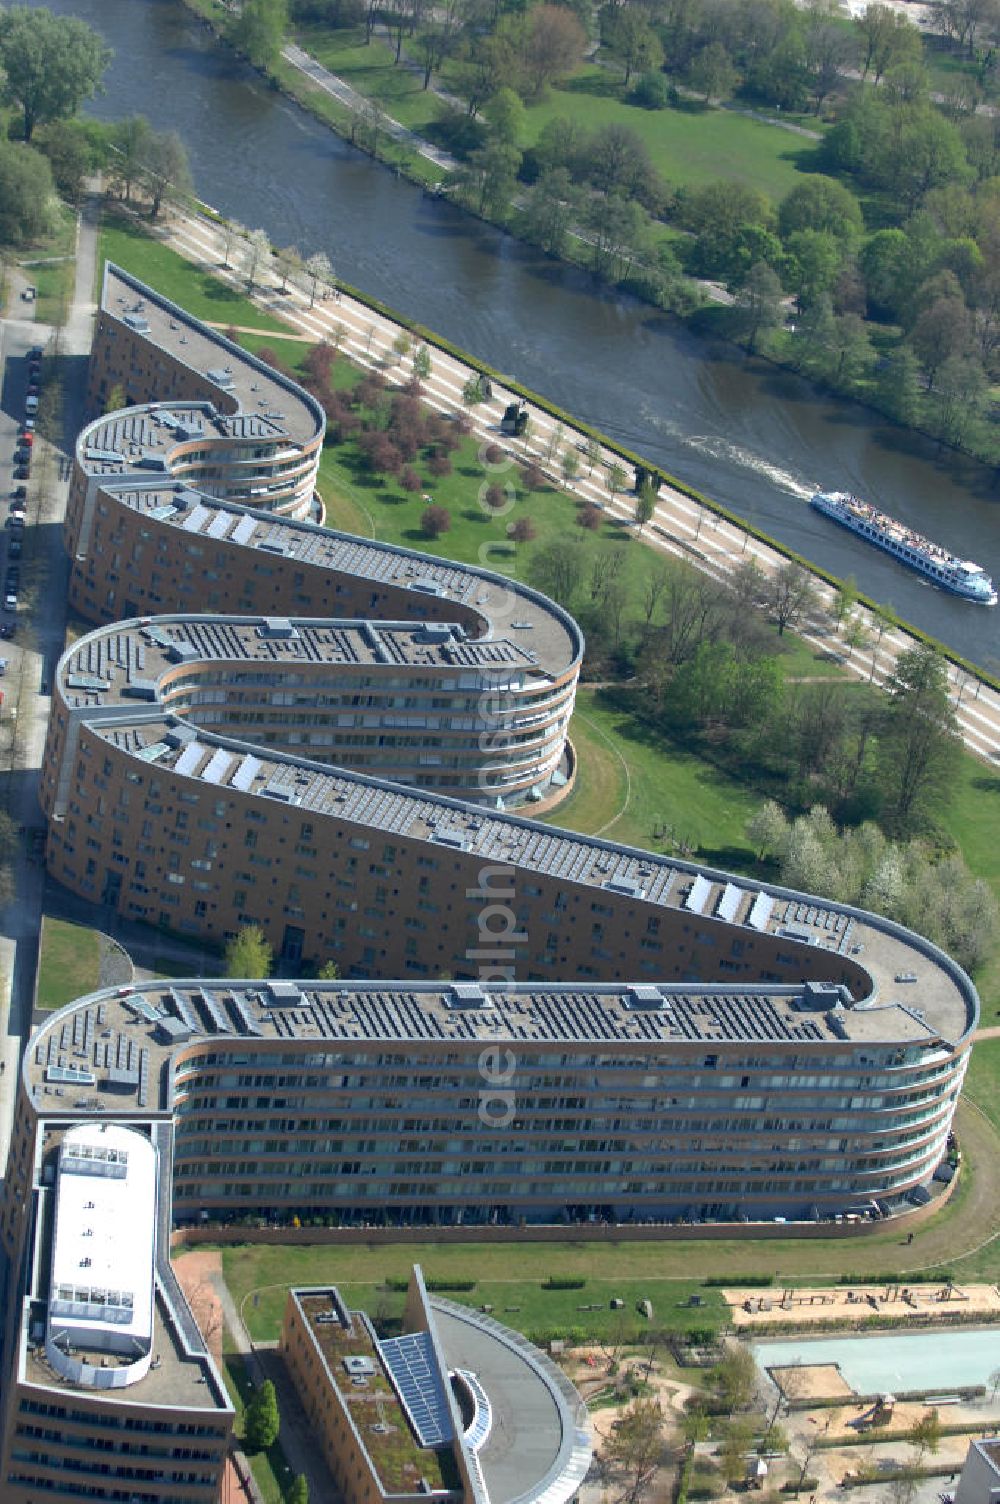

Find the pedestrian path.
xmin=282 ymin=42 xmax=459 ymax=173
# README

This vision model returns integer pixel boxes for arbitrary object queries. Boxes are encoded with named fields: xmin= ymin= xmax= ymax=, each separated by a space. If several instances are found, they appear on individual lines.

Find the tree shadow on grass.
xmin=560 ymin=70 xmax=626 ymax=101
xmin=196 ymin=277 xmax=246 ymax=307
xmin=971 ymin=777 xmax=1000 ymax=795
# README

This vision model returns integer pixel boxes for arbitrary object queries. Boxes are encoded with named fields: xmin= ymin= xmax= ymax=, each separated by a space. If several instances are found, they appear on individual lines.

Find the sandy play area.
xmin=724 ymin=1282 xmax=1000 ymax=1328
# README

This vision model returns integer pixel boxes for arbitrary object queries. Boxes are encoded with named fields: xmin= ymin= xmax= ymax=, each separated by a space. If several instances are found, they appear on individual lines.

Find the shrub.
xmin=421 ymin=504 xmax=451 ymax=538
xmin=484 ymin=443 xmax=504 ymax=464
xmin=520 ymin=462 xmax=545 ymax=491
xmin=401 ymin=465 xmax=422 ymax=492
xmin=704 ymin=1275 xmax=773 ymax=1287
xmin=424 ymin=1278 xmax=476 ymax=1291
xmin=244 ymin=1379 xmax=280 ymax=1452
xmin=631 ymin=71 xmax=670 ymax=109
xmin=509 ymin=517 xmax=537 ymax=542
xmin=485 ymin=482 xmax=506 ymax=509
xmin=577 ymin=503 xmax=602 ymax=530
xmin=542 ymin=1276 xmax=585 ymax=1290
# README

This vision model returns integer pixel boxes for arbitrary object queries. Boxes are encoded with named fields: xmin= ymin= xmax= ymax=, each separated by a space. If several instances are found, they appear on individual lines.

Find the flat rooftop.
xmin=48 ymin=1124 xmax=155 ymax=1359
xmin=72 ymin=697 xmax=976 ymax=1044
xmin=58 ymin=614 xmax=537 ymax=716
xmin=75 ymin=481 xmax=581 ymax=680
xmin=295 ymin=1291 xmax=455 ymax=1493
xmin=96 ymin=262 xmax=323 ymax=449
xmin=22 ymin=977 xmax=961 ymax=1120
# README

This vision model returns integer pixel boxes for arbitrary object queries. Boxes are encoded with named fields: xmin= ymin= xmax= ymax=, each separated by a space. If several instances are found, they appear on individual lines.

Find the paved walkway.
xmin=283 ymin=41 xmax=459 ymax=172
xmin=157 ymin=202 xmax=1000 ymax=765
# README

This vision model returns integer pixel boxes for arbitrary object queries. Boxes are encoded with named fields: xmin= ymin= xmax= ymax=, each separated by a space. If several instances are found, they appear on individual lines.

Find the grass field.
xmin=549 ymin=688 xmax=762 ymax=866
xmin=227 ymin=1256 xmax=726 ymax=1346
xmin=35 ymin=917 xmax=102 ymax=1012
xmin=963 ymin=1038 xmax=1000 ymax=1134
xmin=11 ymin=201 xmax=77 ymax=326
xmin=97 ymin=216 xmax=291 ymax=334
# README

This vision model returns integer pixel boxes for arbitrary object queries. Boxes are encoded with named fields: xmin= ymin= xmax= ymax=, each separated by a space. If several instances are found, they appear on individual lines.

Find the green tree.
xmin=732 ymin=261 xmax=784 ymax=352
xmin=879 ymin=644 xmax=960 ymax=833
xmin=829 ymin=312 xmax=875 ymax=387
xmin=288 ymin=1477 xmax=309 ymax=1504
xmin=244 ymin=1379 xmax=280 ymax=1452
xmin=225 ymin=925 xmax=274 ymax=979
xmin=909 ymin=295 xmax=973 ymax=387
xmin=483 ymin=86 xmax=525 ymax=146
xmin=0 ymin=7 xmax=111 ymax=142
xmin=747 ymin=799 xmax=790 ymax=862
xmin=910 ymin=1408 xmax=941 ymax=1460
xmin=317 ymin=960 xmax=340 ymax=980
xmin=779 ymin=175 xmax=864 ymax=244
xmin=37 ymin=119 xmax=93 ymax=204
xmin=603 ymin=8 xmax=664 ymax=87
xmin=528 ymin=535 xmax=586 ymax=603
xmin=791 ymin=292 xmax=837 ymax=378
xmin=0 ymin=142 xmax=56 ymax=246
xmin=933 ymin=351 xmax=987 ymax=441
xmin=227 ymin=0 xmax=288 ymax=70
xmin=856 ymin=3 xmax=921 ymax=82
xmin=521 ymin=168 xmax=582 ymax=256
xmin=860 ymin=227 xmax=911 ymax=319
xmin=110 ymin=115 xmax=152 ymax=204
xmin=517 ymin=4 xmax=587 ymax=99
xmin=787 ymin=229 xmax=843 ymax=310
xmin=140 ymin=130 xmax=192 ymax=219
xmin=462 ymin=140 xmax=522 ymax=216
xmin=412 ymin=344 xmax=432 ymax=381
xmin=877 ymin=347 xmax=922 ymax=424
xmin=712 ymin=1344 xmax=757 ymax=1410
xmin=635 ymin=483 xmax=657 ymax=531
xmin=586 ymin=192 xmax=649 ymax=282
xmin=688 ymin=41 xmax=738 ymax=103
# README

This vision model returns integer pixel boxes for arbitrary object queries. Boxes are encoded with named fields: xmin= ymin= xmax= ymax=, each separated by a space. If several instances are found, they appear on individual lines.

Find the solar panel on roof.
xmin=201 ymin=748 xmax=234 ymax=785
xmin=231 ymin=516 xmax=256 ymax=546
xmin=378 ymin=1332 xmax=453 ymax=1448
xmin=174 ymin=740 xmax=206 ymax=777
xmin=230 ymin=755 xmax=261 ymax=792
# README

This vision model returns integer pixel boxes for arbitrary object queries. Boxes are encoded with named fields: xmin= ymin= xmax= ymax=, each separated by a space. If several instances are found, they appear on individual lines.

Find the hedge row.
xmin=704 ymin=1275 xmax=774 ymax=1287
xmin=836 ymin=1270 xmax=953 ymax=1285
xmin=542 ymin=1276 xmax=587 ymax=1290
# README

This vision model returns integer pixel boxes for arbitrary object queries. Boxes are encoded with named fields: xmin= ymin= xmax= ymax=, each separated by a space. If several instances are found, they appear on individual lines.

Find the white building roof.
xmin=47 ymin=1124 xmax=157 ymax=1359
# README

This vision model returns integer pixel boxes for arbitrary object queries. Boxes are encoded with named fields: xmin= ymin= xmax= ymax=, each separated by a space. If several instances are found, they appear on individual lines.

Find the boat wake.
xmin=630 ymin=406 xmax=815 ymax=500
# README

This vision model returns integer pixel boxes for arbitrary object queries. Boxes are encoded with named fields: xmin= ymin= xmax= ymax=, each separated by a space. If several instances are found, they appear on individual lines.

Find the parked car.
xmin=27 ymin=346 xmax=42 ymax=361
xmin=4 ymin=593 xmax=18 ymax=611
xmin=11 ymin=486 xmax=26 ymax=502
xmin=7 ymin=538 xmax=22 ymax=558
xmin=21 ymin=286 xmax=35 ymax=303
xmin=13 ymin=466 xmax=29 ymax=481
xmin=8 ymin=514 xmax=25 ymax=530
xmin=14 ymin=447 xmax=30 ymax=464
xmin=25 ymin=395 xmax=38 ymax=415
xmin=0 ymin=622 xmax=15 ymax=639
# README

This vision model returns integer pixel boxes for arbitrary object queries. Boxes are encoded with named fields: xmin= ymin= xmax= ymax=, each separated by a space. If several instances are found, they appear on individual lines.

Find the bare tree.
xmin=244 ymin=227 xmax=272 ymax=293
xmin=304 ymin=250 xmax=333 ymax=308
xmin=764 ymin=562 xmax=817 ymax=636
xmin=604 ymin=1397 xmax=665 ymax=1504
xmin=221 ymin=218 xmax=245 ymax=270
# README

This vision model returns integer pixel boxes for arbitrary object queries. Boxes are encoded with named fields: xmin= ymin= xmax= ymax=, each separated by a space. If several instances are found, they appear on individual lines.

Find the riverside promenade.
xmin=142 ymin=204 xmax=1000 ymax=762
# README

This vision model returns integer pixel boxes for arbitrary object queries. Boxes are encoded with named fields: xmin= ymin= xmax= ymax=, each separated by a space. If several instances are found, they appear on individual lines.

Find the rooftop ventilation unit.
xmin=447 ymin=982 xmax=489 ymax=1010
xmin=623 ymin=984 xmax=666 ymax=1011
xmin=256 ymin=618 xmax=297 ymax=640
xmin=266 ymin=982 xmax=307 ymax=1008
xmin=206 ymin=367 xmax=235 ymax=390
xmin=122 ymin=313 xmax=150 ymax=334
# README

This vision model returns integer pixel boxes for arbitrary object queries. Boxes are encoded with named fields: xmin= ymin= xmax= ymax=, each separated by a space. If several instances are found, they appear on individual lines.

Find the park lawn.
xmin=548 ymin=688 xmax=761 ymax=868
xmin=963 ymin=1038 xmax=1000 ymax=1135
xmin=12 ymin=201 xmax=77 ymax=325
xmin=511 ymin=68 xmax=822 ymax=201
xmin=296 ymin=23 xmax=442 ymax=137
xmin=232 ymin=1265 xmax=724 ymax=1347
xmin=36 ymin=917 xmax=101 ymax=1011
xmin=946 ymin=755 xmax=1000 ymax=1015
xmin=97 ymin=215 xmax=290 ymax=334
